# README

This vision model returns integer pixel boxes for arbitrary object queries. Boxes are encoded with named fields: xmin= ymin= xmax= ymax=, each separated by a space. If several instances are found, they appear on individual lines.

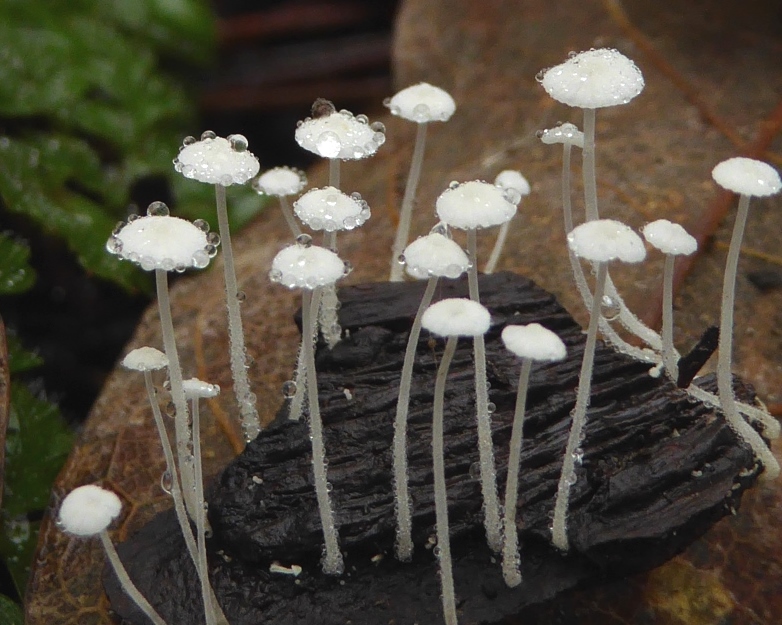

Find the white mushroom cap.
xmin=58 ymin=485 xmax=122 ymax=537
xmin=385 ymin=82 xmax=456 ymax=123
xmin=501 ymin=324 xmax=567 ymax=362
xmin=567 ymin=219 xmax=646 ymax=263
xmin=421 ymin=298 xmax=491 ymax=337
xmin=436 ymin=181 xmax=517 ymax=230
xmin=539 ymin=122 xmax=584 ymax=148
xmin=711 ymin=157 xmax=781 ymax=197
xmin=269 ymin=244 xmax=346 ymax=289
xmin=539 ymin=48 xmax=644 ymax=109
xmin=642 ymin=219 xmax=697 ymax=256
xmin=107 ymin=213 xmax=218 ymax=272
xmin=293 ymin=186 xmax=371 ymax=232
xmin=403 ymin=233 xmax=470 ymax=279
xmin=494 ymin=170 xmax=531 ymax=200
xmin=183 ymin=378 xmax=221 ymax=399
xmin=174 ymin=133 xmax=260 ymax=186
xmin=122 ymin=347 xmax=169 ymax=372
xmin=295 ymin=109 xmax=385 ymax=160
xmin=252 ymin=167 xmax=307 ymax=197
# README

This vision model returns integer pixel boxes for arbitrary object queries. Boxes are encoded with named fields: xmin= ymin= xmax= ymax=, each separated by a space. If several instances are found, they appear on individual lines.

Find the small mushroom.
xmin=711 ymin=157 xmax=781 ymax=479
xmin=270 ymin=241 xmax=348 ymax=574
xmin=252 ymin=166 xmax=308 ymax=238
xmin=484 ymin=170 xmax=530 ymax=274
xmin=174 ymin=131 xmax=263 ymax=443
xmin=422 ymin=298 xmax=491 ymax=625
xmin=500 ymin=324 xmax=566 ymax=587
xmin=393 ymin=229 xmax=470 ymax=561
xmin=385 ymin=83 xmax=456 ymax=281
xmin=552 ymin=219 xmax=646 ymax=551
xmin=58 ymin=485 xmax=168 ymax=625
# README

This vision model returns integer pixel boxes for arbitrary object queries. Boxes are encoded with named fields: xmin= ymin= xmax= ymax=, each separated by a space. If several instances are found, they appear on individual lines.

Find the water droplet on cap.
xmin=201 ymin=130 xmax=216 ymax=141
xmin=146 ymin=201 xmax=170 ymax=216
xmin=296 ymin=233 xmax=312 ymax=247
xmin=229 ymin=134 xmax=248 ymax=152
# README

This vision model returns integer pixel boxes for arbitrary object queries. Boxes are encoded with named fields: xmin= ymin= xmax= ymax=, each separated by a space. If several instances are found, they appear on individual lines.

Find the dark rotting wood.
xmin=105 ymin=272 xmax=763 ymax=625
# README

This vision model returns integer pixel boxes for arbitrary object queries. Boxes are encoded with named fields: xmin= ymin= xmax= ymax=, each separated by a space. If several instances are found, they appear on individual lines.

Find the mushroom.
xmin=435 ymin=180 xmax=517 ymax=552
xmin=710 ymin=157 xmax=781 ymax=479
xmin=499 ymin=324 xmax=566 ymax=587
xmin=385 ymin=82 xmax=456 ymax=281
xmin=295 ymin=98 xmax=386 ymax=189
xmin=641 ymin=219 xmax=697 ymax=382
xmin=58 ymin=485 xmax=168 ymax=625
xmin=421 ymin=297 xmax=492 ymax=625
xmin=269 ymin=241 xmax=348 ymax=574
xmin=174 ymin=131 xmax=263 ymax=443
xmin=183 ymin=378 xmax=222 ymax=625
xmin=538 ymin=50 xmax=662 ymax=358
xmin=393 ymin=228 xmax=470 ymax=561
xmin=551 ymin=219 xmax=646 ymax=551
xmin=107 ymin=204 xmax=219 ymax=519
xmin=252 ymin=166 xmax=308 ymax=238
xmin=483 ymin=170 xmax=530 ymax=274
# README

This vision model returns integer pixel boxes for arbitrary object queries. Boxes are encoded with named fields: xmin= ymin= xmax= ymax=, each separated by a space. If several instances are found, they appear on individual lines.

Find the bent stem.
xmin=99 ymin=531 xmax=168 ymax=625
xmin=716 ymin=194 xmax=780 ymax=479
xmin=432 ymin=335 xmax=459 ymax=625
xmin=302 ymin=288 xmax=344 ymax=574
xmin=661 ymin=254 xmax=679 ymax=381
xmin=279 ymin=196 xmax=301 ymax=238
xmin=466 ymin=230 xmax=503 ymax=553
xmin=215 ymin=184 xmax=260 ymax=443
xmin=484 ymin=221 xmax=510 ymax=275
xmin=155 ymin=269 xmax=196 ymax=518
xmin=687 ymin=384 xmax=781 ymax=439
xmin=393 ymin=276 xmax=438 ymax=561
xmin=552 ymin=262 xmax=607 ymax=551
xmin=390 ymin=122 xmax=428 ymax=281
xmin=501 ymin=358 xmax=531 ymax=588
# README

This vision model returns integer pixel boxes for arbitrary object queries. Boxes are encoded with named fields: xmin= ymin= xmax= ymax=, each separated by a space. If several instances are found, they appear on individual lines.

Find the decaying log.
xmin=106 ymin=272 xmax=761 ymax=625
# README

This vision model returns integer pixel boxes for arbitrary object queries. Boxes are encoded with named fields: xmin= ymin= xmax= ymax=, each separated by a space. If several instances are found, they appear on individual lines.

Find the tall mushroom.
xmin=710 ymin=157 xmax=781 ymax=479
xmin=107 ymin=204 xmax=219 ymax=519
xmin=174 ymin=131 xmax=262 ymax=442
xmin=484 ymin=170 xmax=529 ymax=274
xmin=499 ymin=324 xmax=566 ymax=587
xmin=435 ymin=180 xmax=516 ymax=552
xmin=421 ymin=297 xmax=492 ymax=625
xmin=393 ymin=229 xmax=470 ymax=561
xmin=551 ymin=219 xmax=646 ymax=551
xmin=385 ymin=82 xmax=456 ymax=281
xmin=269 ymin=242 xmax=348 ymax=574
xmin=252 ymin=166 xmax=308 ymax=238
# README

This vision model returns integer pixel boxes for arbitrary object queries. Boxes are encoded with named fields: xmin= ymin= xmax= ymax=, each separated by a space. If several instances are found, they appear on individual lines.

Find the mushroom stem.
xmin=215 ymin=183 xmax=260 ymax=443
xmin=190 ymin=396 xmax=218 ymax=625
xmin=432 ymin=335 xmax=459 ymax=625
xmin=687 ymin=384 xmax=781 ymax=439
xmin=390 ymin=122 xmax=428 ymax=282
xmin=562 ymin=144 xmax=575 ymax=233
xmin=393 ymin=275 xmax=438 ymax=561
xmin=717 ymin=194 xmax=780 ymax=479
xmin=582 ymin=108 xmax=598 ymax=221
xmin=329 ymin=158 xmax=340 ymax=189
xmin=302 ymin=287 xmax=344 ymax=574
xmin=323 ymin=231 xmax=337 ymax=252
xmin=661 ymin=254 xmax=679 ymax=381
xmin=279 ymin=196 xmax=302 ymax=238
xmin=501 ymin=357 xmax=531 ymax=588
xmin=143 ymin=373 xmax=228 ymax=625
xmin=154 ymin=269 xmax=196 ymax=519
xmin=99 ymin=530 xmax=168 ymax=625
xmin=552 ymin=261 xmax=607 ymax=551
xmin=484 ymin=221 xmax=510 ymax=275
xmin=466 ymin=229 xmax=503 ymax=553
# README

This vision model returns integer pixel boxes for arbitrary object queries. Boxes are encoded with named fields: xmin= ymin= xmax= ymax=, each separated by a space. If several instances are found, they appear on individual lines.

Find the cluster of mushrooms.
xmin=57 ymin=48 xmax=780 ymax=625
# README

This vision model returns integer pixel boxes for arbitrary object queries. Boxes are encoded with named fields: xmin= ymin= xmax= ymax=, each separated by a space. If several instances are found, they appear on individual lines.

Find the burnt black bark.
xmin=106 ymin=272 xmax=761 ymax=625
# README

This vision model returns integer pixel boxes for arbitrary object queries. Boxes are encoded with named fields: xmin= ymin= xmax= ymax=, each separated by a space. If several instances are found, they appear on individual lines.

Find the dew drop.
xmin=236 ymin=290 xmax=246 ymax=302
xmin=207 ymin=232 xmax=221 ymax=246
xmin=229 ymin=133 xmax=248 ymax=152
xmin=282 ymin=380 xmax=297 ymax=399
xmin=201 ymin=130 xmax=216 ymax=141
xmin=600 ymin=295 xmax=621 ymax=321
xmin=397 ymin=254 xmax=406 ymax=265
xmin=193 ymin=218 xmax=210 ymax=232
xmin=296 ymin=233 xmax=312 ymax=247
xmin=165 ymin=401 xmax=176 ymax=417
xmin=160 ymin=470 xmax=173 ymax=494
xmin=183 ymin=135 xmax=197 ymax=146
xmin=316 ymin=131 xmax=342 ymax=158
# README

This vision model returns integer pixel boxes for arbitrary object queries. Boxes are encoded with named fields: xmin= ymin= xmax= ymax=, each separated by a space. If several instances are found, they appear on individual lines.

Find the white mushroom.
xmin=484 ymin=170 xmax=530 ymax=274
xmin=393 ymin=230 xmax=470 ymax=561
xmin=422 ymin=298 xmax=491 ymax=625
xmin=552 ymin=219 xmax=646 ymax=551
xmin=710 ymin=157 xmax=781 ymax=480
xmin=270 ymin=242 xmax=347 ymax=575
xmin=252 ymin=166 xmax=308 ymax=238
xmin=500 ymin=324 xmax=566 ymax=587
xmin=386 ymin=83 xmax=456 ymax=281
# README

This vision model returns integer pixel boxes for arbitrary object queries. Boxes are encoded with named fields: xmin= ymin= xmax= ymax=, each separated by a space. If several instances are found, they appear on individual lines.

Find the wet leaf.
xmin=0 ymin=233 xmax=35 ymax=295
xmin=0 ymin=594 xmax=23 ymax=625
